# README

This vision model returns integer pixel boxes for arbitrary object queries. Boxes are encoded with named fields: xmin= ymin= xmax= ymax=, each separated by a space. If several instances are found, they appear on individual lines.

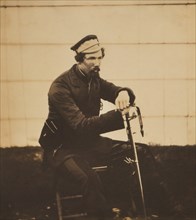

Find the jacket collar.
xmin=68 ymin=64 xmax=84 ymax=87
xmin=69 ymin=64 xmax=99 ymax=87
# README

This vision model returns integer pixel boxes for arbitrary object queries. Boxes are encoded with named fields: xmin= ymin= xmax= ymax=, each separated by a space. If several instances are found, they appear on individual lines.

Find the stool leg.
xmin=56 ymin=191 xmax=63 ymax=220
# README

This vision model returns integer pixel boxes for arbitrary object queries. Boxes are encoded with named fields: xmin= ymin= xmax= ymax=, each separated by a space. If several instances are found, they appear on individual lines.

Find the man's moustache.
xmin=90 ymin=67 xmax=100 ymax=78
xmin=92 ymin=66 xmax=100 ymax=73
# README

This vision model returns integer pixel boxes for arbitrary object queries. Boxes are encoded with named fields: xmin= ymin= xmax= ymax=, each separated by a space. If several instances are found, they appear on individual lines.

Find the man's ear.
xmin=75 ymin=53 xmax=85 ymax=62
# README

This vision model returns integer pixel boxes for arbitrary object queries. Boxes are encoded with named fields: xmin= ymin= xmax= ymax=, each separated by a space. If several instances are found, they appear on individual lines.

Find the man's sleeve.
xmin=99 ymin=78 xmax=135 ymax=105
xmin=49 ymin=84 xmax=124 ymax=136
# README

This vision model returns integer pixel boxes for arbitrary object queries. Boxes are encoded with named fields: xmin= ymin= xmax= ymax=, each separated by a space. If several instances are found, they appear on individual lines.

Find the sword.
xmin=124 ymin=106 xmax=147 ymax=220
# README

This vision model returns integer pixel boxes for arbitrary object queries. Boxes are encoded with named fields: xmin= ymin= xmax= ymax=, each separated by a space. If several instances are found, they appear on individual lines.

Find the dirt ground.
xmin=0 ymin=145 xmax=195 ymax=220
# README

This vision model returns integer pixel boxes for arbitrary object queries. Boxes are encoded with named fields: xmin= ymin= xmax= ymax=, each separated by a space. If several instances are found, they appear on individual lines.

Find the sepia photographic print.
xmin=0 ymin=0 xmax=195 ymax=220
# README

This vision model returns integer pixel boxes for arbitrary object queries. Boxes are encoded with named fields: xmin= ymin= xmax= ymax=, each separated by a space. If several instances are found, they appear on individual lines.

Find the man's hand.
xmin=115 ymin=91 xmax=130 ymax=115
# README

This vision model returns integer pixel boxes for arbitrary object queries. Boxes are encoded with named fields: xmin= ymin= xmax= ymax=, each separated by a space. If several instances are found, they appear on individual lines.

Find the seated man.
xmin=40 ymin=35 xmax=137 ymax=219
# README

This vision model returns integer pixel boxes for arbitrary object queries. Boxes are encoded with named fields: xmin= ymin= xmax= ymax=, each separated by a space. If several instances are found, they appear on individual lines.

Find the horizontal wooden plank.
xmin=1 ymin=5 xmax=195 ymax=43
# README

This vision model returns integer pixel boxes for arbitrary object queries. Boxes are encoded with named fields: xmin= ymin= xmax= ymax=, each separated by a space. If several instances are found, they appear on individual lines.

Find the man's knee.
xmin=111 ymin=142 xmax=132 ymax=162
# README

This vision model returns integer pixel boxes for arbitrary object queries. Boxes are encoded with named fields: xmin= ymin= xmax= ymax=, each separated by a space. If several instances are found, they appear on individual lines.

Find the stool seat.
xmin=55 ymin=165 xmax=108 ymax=220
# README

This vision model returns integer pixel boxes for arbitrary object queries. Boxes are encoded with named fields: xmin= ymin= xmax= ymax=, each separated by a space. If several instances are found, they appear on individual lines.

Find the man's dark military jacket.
xmin=47 ymin=64 xmax=135 ymax=166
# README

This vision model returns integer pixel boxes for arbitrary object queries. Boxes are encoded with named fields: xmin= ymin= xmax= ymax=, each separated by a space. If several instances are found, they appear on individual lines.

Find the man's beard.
xmin=90 ymin=66 xmax=100 ymax=78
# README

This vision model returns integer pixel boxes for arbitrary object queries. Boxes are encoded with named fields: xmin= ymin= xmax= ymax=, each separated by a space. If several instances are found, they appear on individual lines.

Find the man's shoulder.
xmin=52 ymin=65 xmax=76 ymax=84
xmin=48 ymin=65 xmax=76 ymax=95
xmin=55 ymin=66 xmax=73 ymax=81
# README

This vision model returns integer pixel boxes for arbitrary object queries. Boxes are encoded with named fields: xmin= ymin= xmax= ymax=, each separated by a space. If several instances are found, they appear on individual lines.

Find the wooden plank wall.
xmin=0 ymin=0 xmax=195 ymax=146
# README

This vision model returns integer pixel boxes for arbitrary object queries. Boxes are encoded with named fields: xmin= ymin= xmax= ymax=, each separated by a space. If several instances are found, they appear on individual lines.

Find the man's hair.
xmin=75 ymin=48 xmax=105 ymax=62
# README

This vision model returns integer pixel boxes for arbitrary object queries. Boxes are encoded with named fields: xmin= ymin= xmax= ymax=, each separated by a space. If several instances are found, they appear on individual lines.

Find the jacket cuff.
xmin=99 ymin=110 xmax=124 ymax=134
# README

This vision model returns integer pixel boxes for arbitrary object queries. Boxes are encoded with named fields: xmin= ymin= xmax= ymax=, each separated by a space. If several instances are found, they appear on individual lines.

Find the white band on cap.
xmin=76 ymin=39 xmax=101 ymax=53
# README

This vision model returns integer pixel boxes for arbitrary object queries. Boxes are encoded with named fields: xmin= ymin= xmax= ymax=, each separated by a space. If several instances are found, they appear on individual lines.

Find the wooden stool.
xmin=55 ymin=165 xmax=108 ymax=220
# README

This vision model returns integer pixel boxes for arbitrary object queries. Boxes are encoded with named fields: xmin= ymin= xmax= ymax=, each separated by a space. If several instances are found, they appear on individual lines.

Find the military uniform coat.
xmin=47 ymin=64 xmax=135 ymax=167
